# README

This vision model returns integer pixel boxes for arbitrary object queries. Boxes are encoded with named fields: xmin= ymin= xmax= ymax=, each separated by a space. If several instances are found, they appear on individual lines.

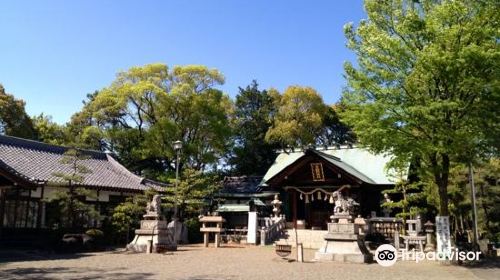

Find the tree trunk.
xmin=438 ymin=179 xmax=449 ymax=216
xmin=431 ymin=153 xmax=450 ymax=216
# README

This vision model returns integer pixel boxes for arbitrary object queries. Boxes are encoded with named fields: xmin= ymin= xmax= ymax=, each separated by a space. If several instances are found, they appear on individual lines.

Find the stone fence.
xmin=259 ymin=216 xmax=286 ymax=246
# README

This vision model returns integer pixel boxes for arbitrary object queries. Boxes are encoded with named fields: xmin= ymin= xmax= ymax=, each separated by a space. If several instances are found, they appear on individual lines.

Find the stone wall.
xmin=281 ymin=229 xmax=327 ymax=249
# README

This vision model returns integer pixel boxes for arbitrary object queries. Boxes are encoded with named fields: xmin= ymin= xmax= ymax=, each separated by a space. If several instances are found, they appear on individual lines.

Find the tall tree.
xmin=230 ymin=81 xmax=279 ymax=175
xmin=32 ymin=113 xmax=67 ymax=145
xmin=316 ymin=105 xmax=356 ymax=146
xmin=448 ymin=159 xmax=500 ymax=241
xmin=0 ymin=84 xmax=36 ymax=139
xmin=75 ymin=63 xmax=233 ymax=177
xmin=340 ymin=0 xmax=499 ymax=215
xmin=162 ymin=168 xmax=219 ymax=220
xmin=265 ymin=86 xmax=328 ymax=147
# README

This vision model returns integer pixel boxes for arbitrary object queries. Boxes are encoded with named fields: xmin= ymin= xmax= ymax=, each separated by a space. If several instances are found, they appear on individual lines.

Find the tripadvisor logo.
xmin=375 ymin=244 xmax=397 ymax=267
xmin=375 ymin=244 xmax=482 ymax=266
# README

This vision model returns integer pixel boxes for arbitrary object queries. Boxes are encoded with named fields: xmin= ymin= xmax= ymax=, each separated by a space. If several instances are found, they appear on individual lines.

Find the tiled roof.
xmin=0 ymin=135 xmax=166 ymax=192
xmin=220 ymin=176 xmax=263 ymax=194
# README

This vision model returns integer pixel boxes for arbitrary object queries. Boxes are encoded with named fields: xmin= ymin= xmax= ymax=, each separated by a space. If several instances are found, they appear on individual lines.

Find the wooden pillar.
xmin=96 ymin=189 xmax=100 ymax=228
xmin=24 ymin=189 xmax=31 ymax=228
xmin=13 ymin=188 xmax=20 ymax=228
xmin=0 ymin=189 xmax=6 ymax=236
xmin=292 ymin=190 xmax=297 ymax=228
xmin=37 ymin=185 xmax=45 ymax=229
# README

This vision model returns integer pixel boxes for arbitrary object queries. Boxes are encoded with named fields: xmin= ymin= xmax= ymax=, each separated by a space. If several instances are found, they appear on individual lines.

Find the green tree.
xmin=229 ymin=80 xmax=280 ymax=175
xmin=265 ymin=86 xmax=328 ymax=147
xmin=48 ymin=149 xmax=99 ymax=229
xmin=448 ymin=159 xmax=500 ymax=242
xmin=77 ymin=63 xmax=233 ymax=177
xmin=0 ymin=84 xmax=36 ymax=139
xmin=341 ymin=0 xmax=500 ymax=216
xmin=163 ymin=168 xmax=219 ymax=220
xmin=112 ymin=188 xmax=157 ymax=242
xmin=316 ymin=105 xmax=356 ymax=146
xmin=32 ymin=113 xmax=67 ymax=145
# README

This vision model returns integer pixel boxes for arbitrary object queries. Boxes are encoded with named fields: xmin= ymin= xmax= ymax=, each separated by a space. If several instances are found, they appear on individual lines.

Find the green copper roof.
xmin=216 ymin=204 xmax=250 ymax=212
xmin=261 ymin=147 xmax=400 ymax=186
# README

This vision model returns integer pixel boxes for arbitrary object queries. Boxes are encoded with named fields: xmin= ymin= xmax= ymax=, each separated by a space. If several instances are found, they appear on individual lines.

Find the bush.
xmin=185 ymin=218 xmax=203 ymax=244
xmin=85 ymin=228 xmax=104 ymax=238
xmin=84 ymin=229 xmax=105 ymax=250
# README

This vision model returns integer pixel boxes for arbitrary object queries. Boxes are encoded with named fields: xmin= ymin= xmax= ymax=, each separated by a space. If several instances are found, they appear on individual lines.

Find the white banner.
xmin=435 ymin=216 xmax=451 ymax=256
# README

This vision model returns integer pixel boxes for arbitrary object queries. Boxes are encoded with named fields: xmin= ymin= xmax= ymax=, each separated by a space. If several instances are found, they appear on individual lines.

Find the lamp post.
xmin=172 ymin=140 xmax=182 ymax=244
xmin=173 ymin=140 xmax=182 ymax=220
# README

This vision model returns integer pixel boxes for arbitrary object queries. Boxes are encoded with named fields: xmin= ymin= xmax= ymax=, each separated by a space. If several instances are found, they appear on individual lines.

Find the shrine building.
xmin=259 ymin=146 xmax=398 ymax=230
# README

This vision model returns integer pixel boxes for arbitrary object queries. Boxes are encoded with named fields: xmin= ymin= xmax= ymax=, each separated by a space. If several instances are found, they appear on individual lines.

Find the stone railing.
xmin=259 ymin=216 xmax=286 ymax=246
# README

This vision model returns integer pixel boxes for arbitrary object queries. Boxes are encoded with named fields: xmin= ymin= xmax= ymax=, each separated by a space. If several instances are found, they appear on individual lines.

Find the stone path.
xmin=0 ymin=245 xmax=498 ymax=279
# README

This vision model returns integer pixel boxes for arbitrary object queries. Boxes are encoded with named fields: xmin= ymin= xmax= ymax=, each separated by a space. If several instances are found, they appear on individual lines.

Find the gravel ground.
xmin=0 ymin=244 xmax=498 ymax=280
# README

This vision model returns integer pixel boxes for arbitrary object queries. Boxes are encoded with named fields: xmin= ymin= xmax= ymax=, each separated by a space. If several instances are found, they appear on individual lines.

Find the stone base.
xmin=330 ymin=214 xmax=353 ymax=223
xmin=314 ymin=238 xmax=372 ymax=263
xmin=127 ymin=220 xmax=177 ymax=252
xmin=315 ymin=252 xmax=371 ymax=263
xmin=314 ymin=222 xmax=372 ymax=264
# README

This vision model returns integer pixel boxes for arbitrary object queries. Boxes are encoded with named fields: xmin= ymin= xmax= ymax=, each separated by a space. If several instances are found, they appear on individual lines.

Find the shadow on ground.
xmin=461 ymin=258 xmax=500 ymax=268
xmin=0 ymin=267 xmax=154 ymax=280
xmin=0 ymin=250 xmax=92 ymax=264
xmin=175 ymin=274 xmax=237 ymax=280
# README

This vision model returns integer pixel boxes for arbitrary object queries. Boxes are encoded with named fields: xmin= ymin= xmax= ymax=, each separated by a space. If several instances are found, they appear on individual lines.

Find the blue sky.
xmin=0 ymin=0 xmax=366 ymax=124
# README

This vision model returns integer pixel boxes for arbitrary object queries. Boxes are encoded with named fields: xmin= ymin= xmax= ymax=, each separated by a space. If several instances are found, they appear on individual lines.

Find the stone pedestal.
xmin=127 ymin=219 xmax=177 ymax=252
xmin=168 ymin=219 xmax=189 ymax=244
xmin=314 ymin=222 xmax=372 ymax=263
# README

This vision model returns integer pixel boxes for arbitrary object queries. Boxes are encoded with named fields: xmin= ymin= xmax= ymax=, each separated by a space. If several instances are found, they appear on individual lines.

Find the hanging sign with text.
xmin=310 ymin=163 xmax=325 ymax=181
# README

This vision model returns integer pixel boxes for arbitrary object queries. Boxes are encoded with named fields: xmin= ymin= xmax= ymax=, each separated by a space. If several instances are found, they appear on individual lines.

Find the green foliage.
xmin=71 ymin=63 xmax=233 ymax=176
xmin=265 ymin=86 xmax=328 ymax=147
xmin=317 ymin=105 xmax=356 ymax=146
xmin=448 ymin=159 xmax=500 ymax=241
xmin=163 ymin=168 xmax=220 ymax=219
xmin=32 ymin=114 xmax=67 ymax=145
xmin=383 ymin=182 xmax=426 ymax=220
xmin=0 ymin=84 xmax=36 ymax=139
xmin=340 ymin=0 xmax=500 ymax=215
xmin=229 ymin=80 xmax=280 ymax=175
xmin=111 ymin=189 xmax=155 ymax=235
xmin=185 ymin=217 xmax=203 ymax=243
xmin=47 ymin=149 xmax=100 ymax=229
xmin=46 ymin=186 xmax=100 ymax=229
xmin=85 ymin=228 xmax=104 ymax=238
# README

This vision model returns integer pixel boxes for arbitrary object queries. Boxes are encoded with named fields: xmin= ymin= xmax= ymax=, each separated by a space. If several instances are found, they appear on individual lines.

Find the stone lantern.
xmin=424 ymin=221 xmax=435 ymax=252
xmin=271 ymin=194 xmax=282 ymax=219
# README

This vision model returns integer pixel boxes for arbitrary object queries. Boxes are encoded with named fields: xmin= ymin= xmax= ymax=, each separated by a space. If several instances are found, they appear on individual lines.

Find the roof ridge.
xmin=105 ymin=154 xmax=144 ymax=184
xmin=0 ymin=134 xmax=106 ymax=158
xmin=310 ymin=149 xmax=341 ymax=161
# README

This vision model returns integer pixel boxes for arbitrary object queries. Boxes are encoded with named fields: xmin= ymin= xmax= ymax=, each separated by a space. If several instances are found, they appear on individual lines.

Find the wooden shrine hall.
xmin=260 ymin=146 xmax=398 ymax=230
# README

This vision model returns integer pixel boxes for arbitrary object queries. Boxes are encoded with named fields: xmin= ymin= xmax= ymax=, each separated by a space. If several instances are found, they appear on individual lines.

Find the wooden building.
xmin=0 ymin=135 xmax=164 ymax=234
xmin=260 ymin=146 xmax=398 ymax=230
xmin=214 ymin=176 xmax=276 ymax=229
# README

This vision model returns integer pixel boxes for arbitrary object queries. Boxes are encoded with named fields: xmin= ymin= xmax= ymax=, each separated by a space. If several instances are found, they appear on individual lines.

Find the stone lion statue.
xmin=332 ymin=191 xmax=359 ymax=215
xmin=146 ymin=194 xmax=162 ymax=216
